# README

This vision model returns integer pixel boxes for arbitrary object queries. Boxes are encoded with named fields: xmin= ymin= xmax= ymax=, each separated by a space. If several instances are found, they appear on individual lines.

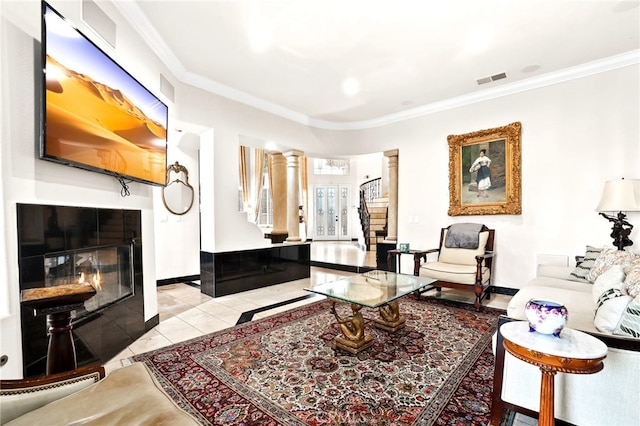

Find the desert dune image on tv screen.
xmin=43 ymin=4 xmax=167 ymax=185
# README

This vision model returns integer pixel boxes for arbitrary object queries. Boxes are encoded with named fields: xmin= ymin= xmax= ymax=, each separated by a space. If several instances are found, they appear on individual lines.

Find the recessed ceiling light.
xmin=465 ymin=27 xmax=493 ymax=54
xmin=342 ymin=78 xmax=360 ymax=97
xmin=522 ymin=64 xmax=541 ymax=73
xmin=248 ymin=17 xmax=272 ymax=52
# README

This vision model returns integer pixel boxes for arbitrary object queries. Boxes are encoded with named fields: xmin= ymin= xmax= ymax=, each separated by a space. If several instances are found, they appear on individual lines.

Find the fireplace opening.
xmin=44 ymin=243 xmax=134 ymax=321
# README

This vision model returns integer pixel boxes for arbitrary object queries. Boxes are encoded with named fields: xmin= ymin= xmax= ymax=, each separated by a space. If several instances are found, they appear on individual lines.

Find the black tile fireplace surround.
xmin=17 ymin=204 xmax=156 ymax=377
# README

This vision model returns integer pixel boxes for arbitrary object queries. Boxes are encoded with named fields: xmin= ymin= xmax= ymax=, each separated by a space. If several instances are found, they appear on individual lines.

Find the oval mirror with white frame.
xmin=162 ymin=161 xmax=194 ymax=216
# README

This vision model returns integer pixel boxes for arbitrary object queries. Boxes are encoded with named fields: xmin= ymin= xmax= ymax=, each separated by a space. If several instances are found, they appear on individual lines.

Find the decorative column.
xmin=283 ymin=150 xmax=303 ymax=242
xmin=269 ymin=152 xmax=288 ymax=242
xmin=384 ymin=149 xmax=399 ymax=242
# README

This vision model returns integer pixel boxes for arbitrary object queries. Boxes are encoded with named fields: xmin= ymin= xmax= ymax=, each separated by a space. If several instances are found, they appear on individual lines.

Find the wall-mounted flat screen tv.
xmin=40 ymin=2 xmax=168 ymax=186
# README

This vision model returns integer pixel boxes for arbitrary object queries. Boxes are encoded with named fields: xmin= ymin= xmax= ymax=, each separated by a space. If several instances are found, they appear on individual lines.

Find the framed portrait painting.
xmin=448 ymin=122 xmax=522 ymax=216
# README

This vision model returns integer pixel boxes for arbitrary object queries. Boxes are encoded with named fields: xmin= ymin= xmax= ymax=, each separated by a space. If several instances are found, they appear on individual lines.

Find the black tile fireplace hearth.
xmin=17 ymin=204 xmax=150 ymax=377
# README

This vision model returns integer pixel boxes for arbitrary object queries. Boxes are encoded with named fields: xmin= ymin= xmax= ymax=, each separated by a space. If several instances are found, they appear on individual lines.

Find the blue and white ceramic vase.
xmin=525 ymin=299 xmax=568 ymax=337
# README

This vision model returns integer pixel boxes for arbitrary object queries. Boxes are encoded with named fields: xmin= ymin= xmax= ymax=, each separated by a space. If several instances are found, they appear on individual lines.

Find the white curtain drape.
xmin=252 ymin=148 xmax=265 ymax=223
xmin=239 ymin=146 xmax=249 ymax=209
xmin=299 ymin=156 xmax=308 ymax=237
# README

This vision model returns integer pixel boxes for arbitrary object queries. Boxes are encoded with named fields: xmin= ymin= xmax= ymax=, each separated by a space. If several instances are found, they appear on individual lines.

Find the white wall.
xmin=182 ymin=64 xmax=639 ymax=287
xmin=388 ymin=67 xmax=640 ymax=283
xmin=153 ymin=131 xmax=201 ymax=281
xmin=171 ymin=32 xmax=614 ymax=272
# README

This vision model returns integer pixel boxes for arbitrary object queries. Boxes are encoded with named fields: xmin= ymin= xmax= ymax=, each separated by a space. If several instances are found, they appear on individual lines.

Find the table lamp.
xmin=596 ymin=178 xmax=640 ymax=250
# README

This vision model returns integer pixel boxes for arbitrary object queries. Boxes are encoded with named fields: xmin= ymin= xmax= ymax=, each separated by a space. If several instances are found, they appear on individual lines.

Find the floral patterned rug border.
xmin=133 ymin=297 xmax=505 ymax=425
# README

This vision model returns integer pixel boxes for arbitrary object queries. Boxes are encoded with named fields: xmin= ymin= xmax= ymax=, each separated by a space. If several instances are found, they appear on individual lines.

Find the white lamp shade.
xmin=596 ymin=179 xmax=640 ymax=212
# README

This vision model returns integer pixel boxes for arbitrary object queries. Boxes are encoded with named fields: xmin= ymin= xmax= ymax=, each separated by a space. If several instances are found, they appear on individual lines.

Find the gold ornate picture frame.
xmin=448 ymin=122 xmax=522 ymax=216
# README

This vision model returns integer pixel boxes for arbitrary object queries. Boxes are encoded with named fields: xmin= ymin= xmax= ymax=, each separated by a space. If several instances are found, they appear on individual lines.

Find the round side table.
xmin=500 ymin=321 xmax=607 ymax=426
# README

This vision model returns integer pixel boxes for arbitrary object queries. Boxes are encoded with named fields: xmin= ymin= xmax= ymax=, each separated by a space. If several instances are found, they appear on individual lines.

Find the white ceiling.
xmin=114 ymin=1 xmax=640 ymax=130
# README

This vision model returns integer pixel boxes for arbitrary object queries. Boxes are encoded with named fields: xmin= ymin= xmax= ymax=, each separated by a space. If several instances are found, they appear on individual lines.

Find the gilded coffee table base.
xmin=333 ymin=335 xmax=375 ymax=355
xmin=307 ymin=271 xmax=436 ymax=356
xmin=329 ymin=299 xmax=405 ymax=354
xmin=374 ymin=300 xmax=406 ymax=332
xmin=329 ymin=301 xmax=374 ymax=354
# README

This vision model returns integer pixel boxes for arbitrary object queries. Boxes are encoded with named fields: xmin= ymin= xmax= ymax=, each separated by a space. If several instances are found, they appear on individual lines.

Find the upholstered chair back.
xmin=438 ymin=230 xmax=490 ymax=266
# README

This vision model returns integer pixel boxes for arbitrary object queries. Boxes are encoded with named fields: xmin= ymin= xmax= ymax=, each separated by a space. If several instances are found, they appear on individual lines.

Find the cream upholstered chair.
xmin=413 ymin=224 xmax=495 ymax=310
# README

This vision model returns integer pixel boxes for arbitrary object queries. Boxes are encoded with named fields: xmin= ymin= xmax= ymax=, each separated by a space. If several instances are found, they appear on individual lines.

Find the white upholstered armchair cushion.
xmin=420 ymin=263 xmax=490 ymax=285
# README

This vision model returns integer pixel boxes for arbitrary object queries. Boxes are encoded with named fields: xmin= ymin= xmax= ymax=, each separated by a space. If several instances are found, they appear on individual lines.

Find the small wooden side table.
xmin=21 ymin=284 xmax=97 ymax=375
xmin=500 ymin=321 xmax=607 ymax=426
xmin=387 ymin=249 xmax=425 ymax=274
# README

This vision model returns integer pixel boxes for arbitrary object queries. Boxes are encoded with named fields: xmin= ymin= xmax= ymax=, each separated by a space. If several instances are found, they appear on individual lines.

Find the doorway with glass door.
xmin=313 ymin=185 xmax=351 ymax=240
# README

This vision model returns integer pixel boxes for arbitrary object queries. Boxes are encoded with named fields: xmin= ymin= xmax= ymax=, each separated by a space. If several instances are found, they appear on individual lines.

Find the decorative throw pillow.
xmin=586 ymin=248 xmax=634 ymax=283
xmin=614 ymin=295 xmax=640 ymax=338
xmin=594 ymin=288 xmax=632 ymax=333
xmin=592 ymin=265 xmax=626 ymax=304
xmin=625 ymin=266 xmax=640 ymax=298
xmin=623 ymin=257 xmax=640 ymax=298
xmin=568 ymin=246 xmax=602 ymax=283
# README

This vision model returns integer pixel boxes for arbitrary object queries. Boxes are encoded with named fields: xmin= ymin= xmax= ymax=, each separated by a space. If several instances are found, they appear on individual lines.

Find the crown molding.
xmin=346 ymin=49 xmax=640 ymax=131
xmin=112 ymin=2 xmax=639 ymax=131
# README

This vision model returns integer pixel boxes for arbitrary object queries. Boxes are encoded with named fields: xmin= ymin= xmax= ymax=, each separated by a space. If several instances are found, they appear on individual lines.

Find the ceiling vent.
xmin=491 ymin=72 xmax=507 ymax=81
xmin=476 ymin=72 xmax=508 ymax=85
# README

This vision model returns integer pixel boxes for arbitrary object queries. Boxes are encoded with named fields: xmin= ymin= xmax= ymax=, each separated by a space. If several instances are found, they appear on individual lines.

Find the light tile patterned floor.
xmin=103 ymin=241 xmax=536 ymax=425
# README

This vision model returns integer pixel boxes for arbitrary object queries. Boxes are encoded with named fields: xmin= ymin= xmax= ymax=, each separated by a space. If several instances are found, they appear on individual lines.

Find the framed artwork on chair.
xmin=447 ymin=122 xmax=522 ymax=216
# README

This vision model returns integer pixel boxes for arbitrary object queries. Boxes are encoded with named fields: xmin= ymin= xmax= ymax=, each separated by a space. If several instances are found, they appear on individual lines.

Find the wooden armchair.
xmin=413 ymin=224 xmax=495 ymax=310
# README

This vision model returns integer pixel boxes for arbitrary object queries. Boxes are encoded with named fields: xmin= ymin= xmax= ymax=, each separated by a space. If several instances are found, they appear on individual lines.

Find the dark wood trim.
xmin=236 ymin=294 xmax=318 ymax=325
xmin=264 ymin=232 xmax=288 ymax=243
xmin=491 ymin=286 xmax=519 ymax=296
xmin=145 ymin=314 xmax=160 ymax=331
xmin=309 ymin=260 xmax=375 ymax=274
xmin=0 ymin=364 xmax=105 ymax=389
xmin=157 ymin=275 xmax=200 ymax=286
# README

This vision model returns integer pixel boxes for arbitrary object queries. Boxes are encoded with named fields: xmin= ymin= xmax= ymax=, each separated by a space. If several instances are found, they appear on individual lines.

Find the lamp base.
xmin=599 ymin=212 xmax=634 ymax=251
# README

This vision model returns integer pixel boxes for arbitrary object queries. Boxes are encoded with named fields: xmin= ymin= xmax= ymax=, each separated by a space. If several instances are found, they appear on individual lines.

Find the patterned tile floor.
xmin=104 ymin=241 xmax=536 ymax=425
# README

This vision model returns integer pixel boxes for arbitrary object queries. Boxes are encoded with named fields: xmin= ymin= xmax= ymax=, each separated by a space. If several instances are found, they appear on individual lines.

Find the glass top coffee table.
xmin=304 ymin=270 xmax=436 ymax=354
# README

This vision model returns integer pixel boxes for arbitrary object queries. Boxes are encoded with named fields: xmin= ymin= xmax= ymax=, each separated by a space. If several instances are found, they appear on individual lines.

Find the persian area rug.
xmin=132 ymin=297 xmax=505 ymax=425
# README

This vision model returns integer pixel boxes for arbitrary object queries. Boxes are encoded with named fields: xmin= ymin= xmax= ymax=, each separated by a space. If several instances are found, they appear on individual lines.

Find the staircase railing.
xmin=358 ymin=178 xmax=382 ymax=251
xmin=361 ymin=177 xmax=382 ymax=202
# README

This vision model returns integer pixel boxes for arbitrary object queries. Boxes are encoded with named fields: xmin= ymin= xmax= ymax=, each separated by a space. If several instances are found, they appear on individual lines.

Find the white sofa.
xmin=491 ymin=263 xmax=640 ymax=426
